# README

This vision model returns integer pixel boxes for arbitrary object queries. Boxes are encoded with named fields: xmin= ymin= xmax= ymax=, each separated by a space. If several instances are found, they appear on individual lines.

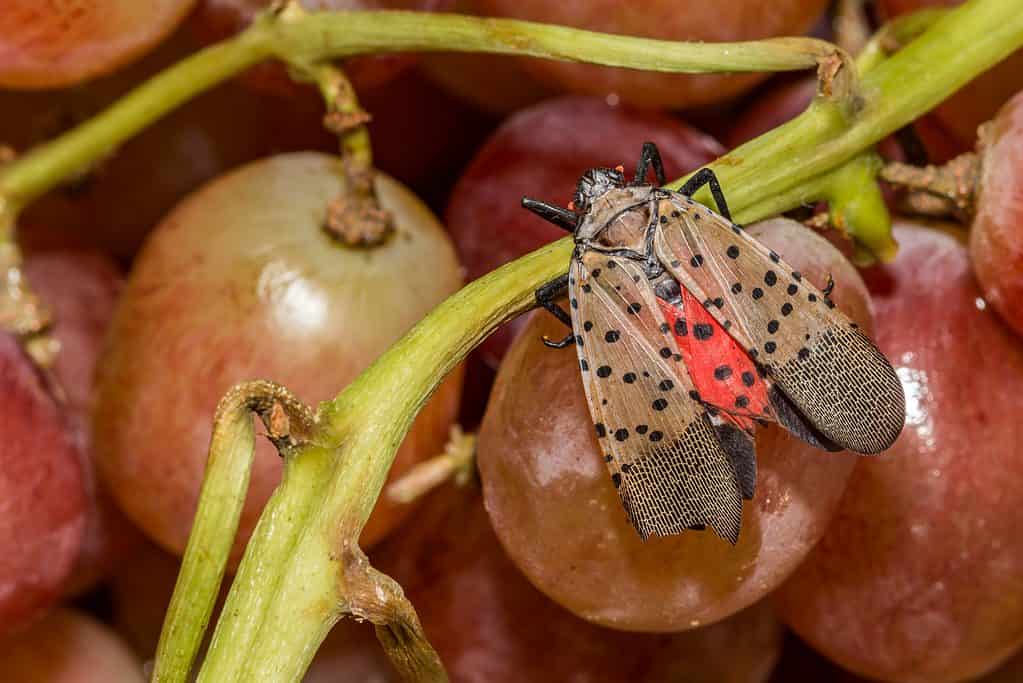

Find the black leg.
xmin=522 ymin=197 xmax=577 ymax=233
xmin=822 ymin=274 xmax=835 ymax=297
xmin=633 ymin=142 xmax=666 ymax=187
xmin=543 ymin=332 xmax=576 ymax=349
xmin=679 ymin=168 xmax=732 ymax=222
xmin=535 ymin=274 xmax=575 ymax=348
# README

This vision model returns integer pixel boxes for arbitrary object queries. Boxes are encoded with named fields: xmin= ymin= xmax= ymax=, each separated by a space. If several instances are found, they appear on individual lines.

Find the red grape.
xmin=0 ymin=0 xmax=195 ymax=89
xmin=476 ymin=218 xmax=871 ymax=631
xmin=447 ymin=96 xmax=723 ymax=367
xmin=0 ymin=608 xmax=145 ymax=681
xmin=468 ymin=0 xmax=829 ymax=108
xmin=22 ymin=250 xmax=137 ymax=594
xmin=970 ymin=90 xmax=1023 ymax=337
xmin=93 ymin=153 xmax=464 ymax=561
xmin=0 ymin=332 xmax=86 ymax=635
xmin=774 ymin=222 xmax=1023 ymax=682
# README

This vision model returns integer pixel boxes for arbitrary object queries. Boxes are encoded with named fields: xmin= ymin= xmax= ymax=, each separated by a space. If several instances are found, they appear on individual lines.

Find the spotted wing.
xmin=570 ymin=252 xmax=744 ymax=543
xmin=653 ymin=195 xmax=905 ymax=454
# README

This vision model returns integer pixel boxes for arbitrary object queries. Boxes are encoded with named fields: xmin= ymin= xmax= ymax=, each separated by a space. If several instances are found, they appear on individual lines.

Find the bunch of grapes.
xmin=2 ymin=0 xmax=1022 ymax=681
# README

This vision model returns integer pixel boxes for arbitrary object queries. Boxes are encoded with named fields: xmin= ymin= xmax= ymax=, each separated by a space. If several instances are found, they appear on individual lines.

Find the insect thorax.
xmin=576 ymin=186 xmax=654 ymax=251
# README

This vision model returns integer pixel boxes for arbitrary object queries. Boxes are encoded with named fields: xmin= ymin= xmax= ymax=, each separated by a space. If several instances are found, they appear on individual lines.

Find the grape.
xmin=879 ymin=0 xmax=1023 ymax=147
xmin=447 ymin=96 xmax=723 ymax=367
xmin=774 ymin=222 xmax=1023 ymax=683
xmin=476 ymin=218 xmax=871 ymax=631
xmin=970 ymin=90 xmax=1023 ymax=337
xmin=0 ymin=332 xmax=86 ymax=635
xmin=345 ymin=484 xmax=782 ymax=682
xmin=0 ymin=608 xmax=145 ymax=681
xmin=467 ymin=0 xmax=829 ymax=109
xmin=0 ymin=0 xmax=195 ymax=89
xmin=23 ymin=250 xmax=135 ymax=594
xmin=93 ymin=153 xmax=464 ymax=561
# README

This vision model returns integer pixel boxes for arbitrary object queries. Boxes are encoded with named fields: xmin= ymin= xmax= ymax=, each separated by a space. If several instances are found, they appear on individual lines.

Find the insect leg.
xmin=535 ymin=273 xmax=575 ymax=348
xmin=543 ymin=333 xmax=577 ymax=349
xmin=822 ymin=274 xmax=835 ymax=297
xmin=522 ymin=197 xmax=577 ymax=232
xmin=633 ymin=142 xmax=667 ymax=186
xmin=679 ymin=168 xmax=732 ymax=222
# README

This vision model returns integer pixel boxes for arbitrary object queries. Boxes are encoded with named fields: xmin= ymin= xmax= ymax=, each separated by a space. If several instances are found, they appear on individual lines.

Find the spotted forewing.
xmin=570 ymin=253 xmax=746 ymax=543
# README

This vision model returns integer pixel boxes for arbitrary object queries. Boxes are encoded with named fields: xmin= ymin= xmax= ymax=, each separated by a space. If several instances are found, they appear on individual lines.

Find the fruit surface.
xmin=970 ymin=91 xmax=1023 ymax=337
xmin=5 ymin=28 xmax=334 ymax=261
xmin=0 ymin=608 xmax=145 ymax=682
xmin=0 ymin=0 xmax=195 ymax=89
xmin=93 ymin=153 xmax=464 ymax=560
xmin=24 ymin=250 xmax=135 ymax=593
xmin=775 ymin=222 xmax=1023 ymax=683
xmin=0 ymin=332 xmax=86 ymax=635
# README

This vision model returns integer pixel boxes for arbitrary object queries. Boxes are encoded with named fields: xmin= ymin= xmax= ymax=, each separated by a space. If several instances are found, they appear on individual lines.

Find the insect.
xmin=522 ymin=142 xmax=906 ymax=544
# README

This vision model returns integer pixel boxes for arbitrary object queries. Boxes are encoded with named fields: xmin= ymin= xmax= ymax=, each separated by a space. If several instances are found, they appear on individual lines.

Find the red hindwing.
xmin=656 ymin=288 xmax=770 ymax=433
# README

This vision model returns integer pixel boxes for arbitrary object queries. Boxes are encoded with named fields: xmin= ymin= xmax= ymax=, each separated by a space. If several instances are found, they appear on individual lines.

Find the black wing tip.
xmin=767 ymin=327 xmax=908 ymax=456
xmin=767 ymin=386 xmax=842 ymax=452
xmin=713 ymin=422 xmax=758 ymax=500
xmin=630 ymin=518 xmax=741 ymax=546
xmin=624 ymin=497 xmax=742 ymax=546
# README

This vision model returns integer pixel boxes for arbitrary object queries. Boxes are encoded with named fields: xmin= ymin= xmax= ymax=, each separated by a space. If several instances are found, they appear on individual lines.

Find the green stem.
xmin=152 ymin=381 xmax=316 ymax=683
xmin=0 ymin=13 xmax=843 ymax=214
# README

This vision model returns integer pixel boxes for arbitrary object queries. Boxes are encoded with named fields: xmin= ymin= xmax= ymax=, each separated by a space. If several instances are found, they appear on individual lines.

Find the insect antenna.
xmin=521 ymin=197 xmax=577 ymax=232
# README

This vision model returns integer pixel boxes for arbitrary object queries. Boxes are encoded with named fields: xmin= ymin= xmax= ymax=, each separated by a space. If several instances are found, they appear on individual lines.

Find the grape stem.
xmin=0 ymin=13 xmax=852 ymax=217
xmin=0 ymin=1 xmax=1015 ymax=681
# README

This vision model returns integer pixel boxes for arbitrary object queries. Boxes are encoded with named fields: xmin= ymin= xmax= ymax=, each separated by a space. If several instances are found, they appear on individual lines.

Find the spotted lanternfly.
xmin=522 ymin=142 xmax=906 ymax=545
